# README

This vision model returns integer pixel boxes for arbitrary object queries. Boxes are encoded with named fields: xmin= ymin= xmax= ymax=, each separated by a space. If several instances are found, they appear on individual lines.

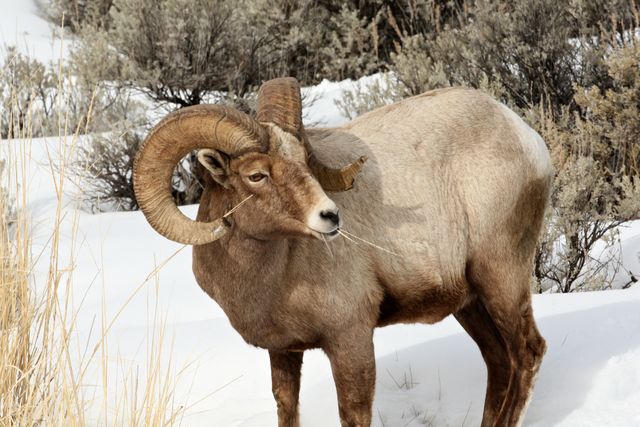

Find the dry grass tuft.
xmin=0 ymin=48 xmax=188 ymax=426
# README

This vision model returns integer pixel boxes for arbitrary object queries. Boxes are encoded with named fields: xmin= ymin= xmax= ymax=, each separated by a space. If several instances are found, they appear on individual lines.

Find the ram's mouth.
xmin=319 ymin=228 xmax=340 ymax=242
xmin=308 ymin=226 xmax=340 ymax=241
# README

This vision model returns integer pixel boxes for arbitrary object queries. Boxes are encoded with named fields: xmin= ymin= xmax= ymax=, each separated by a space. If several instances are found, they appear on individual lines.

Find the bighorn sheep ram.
xmin=134 ymin=78 xmax=552 ymax=427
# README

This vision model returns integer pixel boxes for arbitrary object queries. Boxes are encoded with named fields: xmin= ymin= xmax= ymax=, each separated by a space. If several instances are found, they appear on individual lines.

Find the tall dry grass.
xmin=0 ymin=47 xmax=187 ymax=426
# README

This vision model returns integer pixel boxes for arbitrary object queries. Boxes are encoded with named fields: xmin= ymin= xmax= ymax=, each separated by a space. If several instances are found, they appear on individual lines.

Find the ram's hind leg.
xmin=508 ymin=306 xmax=546 ymax=426
xmin=455 ymin=298 xmax=512 ymax=427
xmin=469 ymin=265 xmax=546 ymax=427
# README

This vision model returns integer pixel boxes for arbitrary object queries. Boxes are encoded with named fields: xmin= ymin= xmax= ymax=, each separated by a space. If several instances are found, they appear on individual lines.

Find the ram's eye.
xmin=248 ymin=173 xmax=266 ymax=183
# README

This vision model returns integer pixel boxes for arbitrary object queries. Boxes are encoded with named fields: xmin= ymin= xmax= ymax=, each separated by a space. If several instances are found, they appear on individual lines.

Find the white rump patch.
xmin=499 ymin=104 xmax=553 ymax=178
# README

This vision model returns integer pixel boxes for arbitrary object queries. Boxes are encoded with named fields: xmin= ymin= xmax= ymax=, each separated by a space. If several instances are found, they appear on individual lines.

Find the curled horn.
xmin=257 ymin=77 xmax=366 ymax=192
xmin=133 ymin=105 xmax=267 ymax=245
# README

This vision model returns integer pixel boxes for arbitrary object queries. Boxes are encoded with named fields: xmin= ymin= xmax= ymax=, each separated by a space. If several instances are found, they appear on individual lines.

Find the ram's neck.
xmin=192 ymin=183 xmax=293 ymax=336
xmin=192 ymin=227 xmax=297 ymax=344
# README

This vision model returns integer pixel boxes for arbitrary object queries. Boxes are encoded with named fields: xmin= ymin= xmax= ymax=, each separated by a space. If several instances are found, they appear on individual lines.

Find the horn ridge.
xmin=256 ymin=77 xmax=303 ymax=139
xmin=257 ymin=77 xmax=367 ymax=192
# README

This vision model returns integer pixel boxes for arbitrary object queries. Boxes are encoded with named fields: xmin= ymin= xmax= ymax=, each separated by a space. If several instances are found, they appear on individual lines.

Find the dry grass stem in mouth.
xmin=339 ymin=229 xmax=400 ymax=256
xmin=337 ymin=229 xmax=359 ymax=246
xmin=321 ymin=233 xmax=334 ymax=258
xmin=223 ymin=195 xmax=254 ymax=218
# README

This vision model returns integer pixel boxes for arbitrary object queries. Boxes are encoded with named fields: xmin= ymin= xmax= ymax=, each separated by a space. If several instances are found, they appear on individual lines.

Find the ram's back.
xmin=307 ymin=87 xmax=552 ymax=294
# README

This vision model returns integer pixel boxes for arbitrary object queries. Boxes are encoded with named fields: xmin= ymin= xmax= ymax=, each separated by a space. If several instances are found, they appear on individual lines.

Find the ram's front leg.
xmin=325 ymin=329 xmax=376 ymax=427
xmin=269 ymin=350 xmax=304 ymax=427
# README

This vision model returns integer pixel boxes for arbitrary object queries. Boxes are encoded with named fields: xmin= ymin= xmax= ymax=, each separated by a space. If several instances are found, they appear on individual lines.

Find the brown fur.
xmin=191 ymin=88 xmax=553 ymax=426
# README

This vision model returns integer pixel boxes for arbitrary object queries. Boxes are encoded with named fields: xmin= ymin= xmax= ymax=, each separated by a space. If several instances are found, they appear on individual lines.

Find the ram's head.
xmin=133 ymin=78 xmax=366 ymax=245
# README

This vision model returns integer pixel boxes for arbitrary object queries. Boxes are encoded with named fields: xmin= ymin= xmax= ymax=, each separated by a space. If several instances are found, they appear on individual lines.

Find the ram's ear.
xmin=197 ymin=149 xmax=231 ymax=189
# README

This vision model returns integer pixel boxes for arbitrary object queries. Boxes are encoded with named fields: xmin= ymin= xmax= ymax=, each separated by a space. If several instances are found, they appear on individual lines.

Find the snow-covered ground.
xmin=3 ymin=1 xmax=640 ymax=426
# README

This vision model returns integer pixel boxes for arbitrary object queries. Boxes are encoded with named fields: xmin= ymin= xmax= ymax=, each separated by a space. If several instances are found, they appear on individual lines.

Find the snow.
xmin=615 ymin=223 xmax=640 ymax=287
xmin=0 ymin=0 xmax=67 ymax=65
xmin=303 ymin=74 xmax=383 ymax=127
xmin=3 ymin=2 xmax=640 ymax=426
xmin=303 ymin=78 xmax=354 ymax=127
xmin=559 ymin=348 xmax=640 ymax=427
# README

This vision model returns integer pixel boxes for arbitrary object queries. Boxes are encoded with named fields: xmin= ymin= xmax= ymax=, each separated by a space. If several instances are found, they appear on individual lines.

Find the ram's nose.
xmin=307 ymin=198 xmax=341 ymax=235
xmin=320 ymin=208 xmax=340 ymax=227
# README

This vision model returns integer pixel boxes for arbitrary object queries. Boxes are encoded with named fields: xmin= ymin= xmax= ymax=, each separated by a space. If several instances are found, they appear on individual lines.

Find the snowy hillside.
xmin=3 ymin=1 xmax=640 ymax=426
xmin=0 ymin=0 xmax=67 ymax=64
xmin=9 ymin=127 xmax=640 ymax=427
